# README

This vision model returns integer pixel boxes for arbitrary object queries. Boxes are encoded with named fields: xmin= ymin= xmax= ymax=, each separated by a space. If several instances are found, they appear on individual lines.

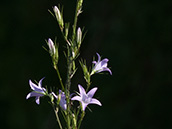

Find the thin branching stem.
xmin=53 ymin=107 xmax=63 ymax=129
xmin=65 ymin=0 xmax=82 ymax=128
xmin=72 ymin=0 xmax=80 ymax=43
xmin=54 ymin=65 xmax=65 ymax=91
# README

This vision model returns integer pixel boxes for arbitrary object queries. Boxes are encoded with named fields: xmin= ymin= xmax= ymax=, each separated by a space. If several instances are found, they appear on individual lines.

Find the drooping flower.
xmin=91 ymin=53 xmax=112 ymax=75
xmin=26 ymin=78 xmax=46 ymax=104
xmin=48 ymin=38 xmax=56 ymax=56
xmin=71 ymin=84 xmax=102 ymax=111
xmin=52 ymin=90 xmax=67 ymax=110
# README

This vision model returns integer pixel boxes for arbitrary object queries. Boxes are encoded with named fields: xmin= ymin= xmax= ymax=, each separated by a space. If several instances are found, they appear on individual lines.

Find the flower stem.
xmin=54 ymin=107 xmax=63 ymax=129
xmin=65 ymin=56 xmax=72 ymax=129
xmin=65 ymin=0 xmax=84 ymax=128
xmin=54 ymin=65 xmax=65 ymax=91
xmin=78 ymin=111 xmax=85 ymax=129
xmin=72 ymin=0 xmax=81 ymax=43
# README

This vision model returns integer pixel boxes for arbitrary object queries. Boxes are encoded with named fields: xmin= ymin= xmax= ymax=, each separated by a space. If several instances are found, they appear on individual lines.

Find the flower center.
xmin=83 ymin=96 xmax=91 ymax=104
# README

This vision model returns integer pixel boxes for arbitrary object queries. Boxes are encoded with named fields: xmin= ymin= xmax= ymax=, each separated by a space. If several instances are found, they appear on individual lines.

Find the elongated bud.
xmin=77 ymin=27 xmax=82 ymax=48
xmin=47 ymin=38 xmax=59 ymax=64
xmin=53 ymin=6 xmax=64 ymax=29
xmin=48 ymin=38 xmax=56 ymax=55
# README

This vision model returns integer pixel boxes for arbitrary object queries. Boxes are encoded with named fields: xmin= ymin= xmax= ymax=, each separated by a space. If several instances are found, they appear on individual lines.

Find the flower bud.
xmin=77 ymin=27 xmax=82 ymax=48
xmin=48 ymin=38 xmax=59 ymax=64
xmin=48 ymin=38 xmax=56 ymax=56
xmin=53 ymin=6 xmax=64 ymax=29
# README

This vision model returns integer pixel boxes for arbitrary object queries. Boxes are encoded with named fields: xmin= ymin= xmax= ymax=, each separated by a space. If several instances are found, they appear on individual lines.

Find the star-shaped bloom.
xmin=26 ymin=78 xmax=46 ymax=104
xmin=52 ymin=90 xmax=67 ymax=110
xmin=71 ymin=84 xmax=102 ymax=111
xmin=91 ymin=53 xmax=112 ymax=75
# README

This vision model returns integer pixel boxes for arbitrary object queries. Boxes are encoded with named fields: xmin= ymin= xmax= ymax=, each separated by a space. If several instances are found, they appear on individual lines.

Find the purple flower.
xmin=26 ymin=78 xmax=46 ymax=104
xmin=91 ymin=53 xmax=112 ymax=75
xmin=71 ymin=84 xmax=102 ymax=111
xmin=52 ymin=90 xmax=67 ymax=110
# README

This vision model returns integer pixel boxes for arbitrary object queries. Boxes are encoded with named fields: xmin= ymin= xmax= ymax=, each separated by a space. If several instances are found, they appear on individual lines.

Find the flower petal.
xmin=102 ymin=67 xmax=112 ymax=75
xmin=96 ymin=53 xmax=101 ymax=62
xmin=78 ymin=84 xmax=87 ymax=97
xmin=51 ymin=92 xmax=58 ymax=99
xmin=92 ymin=61 xmax=97 ymax=64
xmin=100 ymin=58 xmax=109 ymax=67
xmin=81 ymin=101 xmax=88 ymax=111
xmin=35 ymin=96 xmax=40 ymax=104
xmin=26 ymin=91 xmax=44 ymax=99
xmin=71 ymin=96 xmax=81 ymax=101
xmin=29 ymin=80 xmax=43 ymax=92
xmin=38 ymin=77 xmax=45 ymax=87
xmin=93 ymin=62 xmax=101 ymax=71
xmin=90 ymin=98 xmax=102 ymax=106
xmin=60 ymin=98 xmax=67 ymax=110
xmin=87 ymin=87 xmax=97 ymax=98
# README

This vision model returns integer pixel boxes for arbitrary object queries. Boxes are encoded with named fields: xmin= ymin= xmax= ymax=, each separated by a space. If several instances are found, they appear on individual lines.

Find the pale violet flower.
xmin=26 ymin=78 xmax=46 ymax=104
xmin=71 ymin=84 xmax=102 ymax=111
xmin=48 ymin=38 xmax=56 ymax=56
xmin=91 ymin=53 xmax=112 ymax=75
xmin=52 ymin=90 xmax=67 ymax=110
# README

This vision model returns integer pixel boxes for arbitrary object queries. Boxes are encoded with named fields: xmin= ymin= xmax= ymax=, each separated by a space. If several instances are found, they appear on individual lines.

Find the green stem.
xmin=65 ymin=56 xmax=72 ymax=129
xmin=86 ymin=80 xmax=91 ymax=92
xmin=72 ymin=0 xmax=80 ymax=43
xmin=65 ymin=0 xmax=83 ymax=128
xmin=54 ymin=65 xmax=65 ymax=91
xmin=54 ymin=107 xmax=63 ymax=129
xmin=78 ymin=111 xmax=85 ymax=129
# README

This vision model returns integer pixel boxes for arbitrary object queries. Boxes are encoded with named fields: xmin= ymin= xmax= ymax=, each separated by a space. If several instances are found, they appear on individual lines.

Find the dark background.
xmin=1 ymin=0 xmax=172 ymax=129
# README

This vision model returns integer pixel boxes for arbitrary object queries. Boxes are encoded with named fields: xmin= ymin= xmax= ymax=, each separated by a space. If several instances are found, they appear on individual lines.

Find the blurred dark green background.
xmin=1 ymin=0 xmax=172 ymax=129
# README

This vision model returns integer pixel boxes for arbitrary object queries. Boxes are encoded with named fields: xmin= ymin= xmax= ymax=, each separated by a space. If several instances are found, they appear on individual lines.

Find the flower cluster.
xmin=26 ymin=53 xmax=111 ymax=111
xmin=26 ymin=1 xmax=112 ymax=129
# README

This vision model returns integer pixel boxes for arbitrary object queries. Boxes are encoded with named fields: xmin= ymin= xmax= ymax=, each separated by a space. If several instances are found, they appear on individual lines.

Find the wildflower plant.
xmin=26 ymin=0 xmax=112 ymax=129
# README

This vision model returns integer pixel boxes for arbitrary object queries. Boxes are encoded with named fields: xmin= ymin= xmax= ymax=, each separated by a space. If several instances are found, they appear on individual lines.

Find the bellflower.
xmin=52 ymin=90 xmax=67 ymax=110
xmin=26 ymin=78 xmax=46 ymax=104
xmin=71 ymin=84 xmax=102 ymax=111
xmin=91 ymin=53 xmax=112 ymax=75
